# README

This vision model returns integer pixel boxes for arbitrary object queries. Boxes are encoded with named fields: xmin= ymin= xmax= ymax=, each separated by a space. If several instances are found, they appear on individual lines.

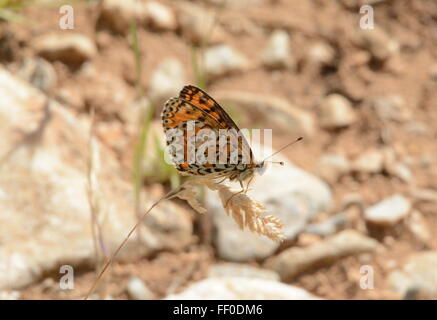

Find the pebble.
xmin=147 ymin=58 xmax=185 ymax=106
xmin=165 ymin=277 xmax=320 ymax=300
xmin=262 ymin=30 xmax=294 ymax=69
xmin=364 ymin=194 xmax=412 ymax=226
xmin=204 ymin=45 xmax=249 ymax=78
xmin=265 ymin=230 xmax=378 ymax=281
xmin=126 ymin=277 xmax=154 ymax=300
xmin=319 ymin=94 xmax=356 ymax=129
xmin=32 ymin=32 xmax=97 ymax=65
xmin=317 ymin=154 xmax=350 ymax=183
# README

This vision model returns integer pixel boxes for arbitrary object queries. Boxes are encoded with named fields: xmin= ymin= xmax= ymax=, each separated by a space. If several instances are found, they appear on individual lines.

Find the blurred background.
xmin=0 ymin=0 xmax=436 ymax=300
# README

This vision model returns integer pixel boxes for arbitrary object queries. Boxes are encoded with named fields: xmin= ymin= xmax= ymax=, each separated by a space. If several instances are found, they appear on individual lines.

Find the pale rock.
xmin=126 ymin=277 xmax=154 ymax=300
xmin=406 ymin=210 xmax=431 ymax=244
xmin=303 ymin=213 xmax=348 ymax=236
xmin=262 ymin=30 xmax=294 ymax=69
xmin=32 ymin=32 xmax=97 ymax=65
xmin=214 ymin=91 xmax=315 ymax=137
xmin=388 ymin=252 xmax=437 ymax=299
xmin=16 ymin=57 xmax=57 ymax=93
xmin=207 ymin=144 xmax=332 ymax=262
xmin=364 ymin=194 xmax=411 ymax=226
xmin=147 ymin=58 xmax=185 ymax=106
xmin=317 ymin=154 xmax=350 ymax=183
xmin=208 ymin=263 xmax=280 ymax=281
xmin=371 ymin=95 xmax=410 ymax=122
xmin=386 ymin=162 xmax=413 ymax=183
xmin=409 ymin=188 xmax=437 ymax=204
xmin=319 ymin=94 xmax=356 ymax=129
xmin=358 ymin=29 xmax=400 ymax=61
xmin=0 ymin=291 xmax=20 ymax=300
xmin=144 ymin=2 xmax=177 ymax=31
xmin=307 ymin=41 xmax=336 ymax=66
xmin=176 ymin=2 xmax=226 ymax=45
xmin=265 ymin=230 xmax=378 ymax=281
xmin=204 ymin=45 xmax=249 ymax=78
xmin=429 ymin=64 xmax=437 ymax=80
xmin=165 ymin=277 xmax=320 ymax=300
xmin=98 ymin=0 xmax=146 ymax=33
xmin=0 ymin=68 xmax=193 ymax=290
xmin=352 ymin=149 xmax=384 ymax=174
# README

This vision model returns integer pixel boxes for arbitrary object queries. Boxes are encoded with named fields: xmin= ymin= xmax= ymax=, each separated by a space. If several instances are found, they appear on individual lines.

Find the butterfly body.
xmin=161 ymin=85 xmax=263 ymax=186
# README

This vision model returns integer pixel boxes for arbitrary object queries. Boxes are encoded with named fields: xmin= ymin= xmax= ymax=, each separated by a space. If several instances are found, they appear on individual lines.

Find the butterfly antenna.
xmin=262 ymin=136 xmax=303 ymax=163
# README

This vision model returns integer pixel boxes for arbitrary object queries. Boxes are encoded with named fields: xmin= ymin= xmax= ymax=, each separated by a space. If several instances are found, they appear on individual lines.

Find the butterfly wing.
xmin=179 ymin=85 xmax=254 ymax=165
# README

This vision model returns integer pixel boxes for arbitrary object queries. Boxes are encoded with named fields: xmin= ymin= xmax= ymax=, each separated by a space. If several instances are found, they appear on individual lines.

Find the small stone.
xmin=207 ymin=143 xmax=332 ymax=262
xmin=371 ymin=95 xmax=410 ymax=122
xmin=98 ymin=0 xmax=146 ymax=33
xmin=126 ymin=277 xmax=154 ymax=300
xmin=386 ymin=162 xmax=413 ymax=182
xmin=176 ymin=2 xmax=226 ymax=45
xmin=32 ymin=33 xmax=97 ymax=65
xmin=307 ymin=41 xmax=336 ymax=66
xmin=265 ymin=230 xmax=378 ymax=281
xmin=16 ymin=56 xmax=57 ymax=93
xmin=364 ymin=194 xmax=412 ymax=226
xmin=319 ymin=94 xmax=356 ymax=129
xmin=147 ymin=58 xmax=185 ymax=106
xmin=262 ymin=30 xmax=294 ymax=69
xmin=0 ymin=291 xmax=20 ymax=300
xmin=407 ymin=210 xmax=431 ymax=245
xmin=303 ymin=213 xmax=348 ymax=236
xmin=144 ymin=2 xmax=177 ymax=31
xmin=352 ymin=149 xmax=384 ymax=173
xmin=214 ymin=90 xmax=315 ymax=137
xmin=165 ymin=277 xmax=320 ymax=300
xmin=429 ymin=64 xmax=437 ymax=80
xmin=317 ymin=154 xmax=350 ymax=183
xmin=208 ymin=263 xmax=280 ymax=281
xmin=357 ymin=29 xmax=400 ymax=61
xmin=204 ymin=45 xmax=249 ymax=78
xmin=388 ymin=252 xmax=437 ymax=299
xmin=409 ymin=188 xmax=437 ymax=204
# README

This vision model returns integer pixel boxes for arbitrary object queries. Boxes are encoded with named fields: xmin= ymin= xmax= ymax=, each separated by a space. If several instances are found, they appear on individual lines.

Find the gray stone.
xmin=388 ymin=252 xmax=437 ymax=299
xmin=265 ymin=230 xmax=378 ymax=281
xmin=98 ymin=0 xmax=146 ymax=33
xmin=262 ymin=30 xmax=294 ymax=69
xmin=32 ymin=32 xmax=97 ymax=65
xmin=208 ymin=263 xmax=280 ymax=281
xmin=165 ymin=277 xmax=320 ymax=300
xmin=303 ymin=213 xmax=348 ymax=236
xmin=364 ymin=194 xmax=411 ymax=226
xmin=176 ymin=2 xmax=225 ymax=45
xmin=126 ymin=277 xmax=154 ymax=300
xmin=214 ymin=91 xmax=315 ymax=137
xmin=0 ymin=68 xmax=193 ymax=290
xmin=147 ymin=58 xmax=185 ymax=106
xmin=352 ymin=149 xmax=384 ymax=174
xmin=319 ymin=94 xmax=356 ymax=129
xmin=207 ymin=144 xmax=332 ymax=262
xmin=317 ymin=154 xmax=350 ymax=183
xmin=144 ymin=1 xmax=177 ymax=31
xmin=357 ymin=29 xmax=400 ymax=61
xmin=204 ymin=45 xmax=249 ymax=78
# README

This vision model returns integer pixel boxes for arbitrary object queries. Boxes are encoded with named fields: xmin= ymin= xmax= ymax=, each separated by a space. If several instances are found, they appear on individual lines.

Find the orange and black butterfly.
xmin=161 ymin=85 xmax=265 ymax=188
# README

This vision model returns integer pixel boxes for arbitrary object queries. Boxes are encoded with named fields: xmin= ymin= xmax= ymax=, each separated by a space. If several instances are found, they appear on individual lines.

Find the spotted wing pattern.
xmin=161 ymin=85 xmax=256 ymax=180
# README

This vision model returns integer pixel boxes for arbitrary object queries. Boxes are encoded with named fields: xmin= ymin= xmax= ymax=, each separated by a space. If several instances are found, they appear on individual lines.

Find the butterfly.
xmin=161 ymin=85 xmax=267 ymax=189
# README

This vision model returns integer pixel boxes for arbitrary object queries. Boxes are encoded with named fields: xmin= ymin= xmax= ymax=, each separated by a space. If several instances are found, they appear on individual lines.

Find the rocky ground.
xmin=0 ymin=0 xmax=436 ymax=300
